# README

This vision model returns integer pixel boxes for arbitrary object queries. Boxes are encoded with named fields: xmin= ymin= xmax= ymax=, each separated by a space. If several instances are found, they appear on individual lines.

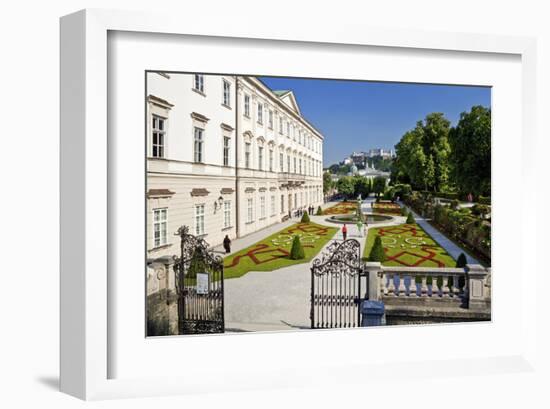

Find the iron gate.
xmin=173 ymin=226 xmax=224 ymax=334
xmin=310 ymin=239 xmax=364 ymax=329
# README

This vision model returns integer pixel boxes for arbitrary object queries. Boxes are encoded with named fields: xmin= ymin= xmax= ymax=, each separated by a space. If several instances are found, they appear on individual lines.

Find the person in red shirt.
xmin=342 ymin=224 xmax=348 ymax=241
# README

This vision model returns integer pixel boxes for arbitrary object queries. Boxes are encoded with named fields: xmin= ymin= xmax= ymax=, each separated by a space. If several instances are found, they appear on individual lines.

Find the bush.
xmin=406 ymin=212 xmax=415 ymax=224
xmin=289 ymin=235 xmax=305 ymax=260
xmin=316 ymin=206 xmax=323 ymax=216
xmin=368 ymin=236 xmax=387 ymax=262
xmin=401 ymin=206 xmax=408 ymax=216
xmin=478 ymin=196 xmax=491 ymax=205
xmin=300 ymin=211 xmax=310 ymax=223
xmin=456 ymin=252 xmax=467 ymax=268
xmin=450 ymin=199 xmax=460 ymax=210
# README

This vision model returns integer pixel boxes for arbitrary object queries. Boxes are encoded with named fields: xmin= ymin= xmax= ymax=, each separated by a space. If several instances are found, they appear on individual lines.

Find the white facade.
xmin=146 ymin=73 xmax=324 ymax=257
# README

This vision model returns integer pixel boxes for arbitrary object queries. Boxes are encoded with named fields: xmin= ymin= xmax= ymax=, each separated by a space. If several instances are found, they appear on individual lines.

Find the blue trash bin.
xmin=361 ymin=300 xmax=385 ymax=327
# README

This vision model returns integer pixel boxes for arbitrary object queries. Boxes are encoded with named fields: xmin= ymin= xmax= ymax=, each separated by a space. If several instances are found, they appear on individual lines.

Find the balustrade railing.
xmin=363 ymin=262 xmax=490 ymax=312
xmin=380 ymin=267 xmax=466 ymax=298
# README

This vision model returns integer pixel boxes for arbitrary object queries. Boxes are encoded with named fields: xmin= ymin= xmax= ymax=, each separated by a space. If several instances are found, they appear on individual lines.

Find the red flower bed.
xmin=324 ymin=201 xmax=357 ymax=215
xmin=373 ymin=202 xmax=401 ymax=215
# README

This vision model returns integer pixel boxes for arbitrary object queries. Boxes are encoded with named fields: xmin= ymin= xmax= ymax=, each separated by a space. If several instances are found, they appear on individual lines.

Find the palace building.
xmin=146 ymin=73 xmax=324 ymax=256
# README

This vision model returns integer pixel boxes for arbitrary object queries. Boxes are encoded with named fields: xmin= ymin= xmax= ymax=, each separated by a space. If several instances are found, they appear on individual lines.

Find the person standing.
xmin=223 ymin=235 xmax=231 ymax=254
xmin=342 ymin=224 xmax=348 ymax=241
xmin=357 ymin=220 xmax=363 ymax=237
xmin=363 ymin=223 xmax=368 ymax=238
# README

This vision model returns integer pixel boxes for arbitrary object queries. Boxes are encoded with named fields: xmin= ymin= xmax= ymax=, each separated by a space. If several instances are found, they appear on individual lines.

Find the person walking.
xmin=363 ymin=223 xmax=368 ymax=238
xmin=342 ymin=224 xmax=348 ymax=241
xmin=223 ymin=235 xmax=231 ymax=254
xmin=357 ymin=220 xmax=363 ymax=237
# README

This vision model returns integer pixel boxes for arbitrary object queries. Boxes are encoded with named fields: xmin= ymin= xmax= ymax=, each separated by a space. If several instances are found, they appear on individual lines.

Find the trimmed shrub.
xmin=289 ymin=235 xmax=305 ymax=260
xmin=400 ymin=206 xmax=408 ymax=216
xmin=316 ymin=206 xmax=323 ymax=216
xmin=406 ymin=212 xmax=415 ymax=224
xmin=300 ymin=211 xmax=310 ymax=223
xmin=368 ymin=236 xmax=387 ymax=262
xmin=456 ymin=252 xmax=467 ymax=268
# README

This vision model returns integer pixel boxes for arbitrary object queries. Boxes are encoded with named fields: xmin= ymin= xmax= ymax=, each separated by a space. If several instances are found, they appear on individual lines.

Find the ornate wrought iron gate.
xmin=310 ymin=239 xmax=363 ymax=329
xmin=173 ymin=226 xmax=224 ymax=334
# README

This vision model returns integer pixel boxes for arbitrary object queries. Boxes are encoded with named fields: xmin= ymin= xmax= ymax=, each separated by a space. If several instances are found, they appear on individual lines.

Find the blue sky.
xmin=260 ymin=77 xmax=491 ymax=165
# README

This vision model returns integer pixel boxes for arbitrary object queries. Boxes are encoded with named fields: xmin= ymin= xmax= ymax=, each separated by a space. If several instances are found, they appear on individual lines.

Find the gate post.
xmin=363 ymin=262 xmax=383 ymax=301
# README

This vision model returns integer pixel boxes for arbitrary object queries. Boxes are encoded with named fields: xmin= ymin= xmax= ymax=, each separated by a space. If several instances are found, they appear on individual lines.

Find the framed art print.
xmin=60 ymin=9 xmax=538 ymax=400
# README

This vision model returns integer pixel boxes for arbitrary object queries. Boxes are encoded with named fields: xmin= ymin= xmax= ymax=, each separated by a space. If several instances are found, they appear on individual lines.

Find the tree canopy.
xmin=392 ymin=108 xmax=489 ymax=197
xmin=448 ymin=106 xmax=491 ymax=197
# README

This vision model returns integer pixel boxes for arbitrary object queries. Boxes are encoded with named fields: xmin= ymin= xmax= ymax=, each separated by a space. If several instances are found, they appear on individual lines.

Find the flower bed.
xmin=363 ymin=223 xmax=455 ymax=267
xmin=372 ymin=202 xmax=402 ymax=215
xmin=323 ymin=201 xmax=358 ymax=215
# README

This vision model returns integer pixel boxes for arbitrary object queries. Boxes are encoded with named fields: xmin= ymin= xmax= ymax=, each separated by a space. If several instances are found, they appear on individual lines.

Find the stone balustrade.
xmin=364 ymin=262 xmax=491 ymax=312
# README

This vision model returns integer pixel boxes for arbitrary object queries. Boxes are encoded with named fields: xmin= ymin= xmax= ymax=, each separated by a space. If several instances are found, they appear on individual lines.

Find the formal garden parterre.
xmin=323 ymin=201 xmax=358 ymax=215
xmin=224 ymin=222 xmax=338 ymax=279
xmin=372 ymin=201 xmax=402 ymax=215
xmin=363 ymin=223 xmax=455 ymax=267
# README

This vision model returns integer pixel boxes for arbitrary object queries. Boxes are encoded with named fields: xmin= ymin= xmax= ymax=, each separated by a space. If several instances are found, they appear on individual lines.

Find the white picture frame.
xmin=60 ymin=8 xmax=538 ymax=401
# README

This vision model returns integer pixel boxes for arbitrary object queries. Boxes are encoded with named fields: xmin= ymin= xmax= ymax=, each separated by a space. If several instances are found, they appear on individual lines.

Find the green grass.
xmin=363 ymin=223 xmax=455 ymax=267
xmin=224 ymin=222 xmax=338 ymax=279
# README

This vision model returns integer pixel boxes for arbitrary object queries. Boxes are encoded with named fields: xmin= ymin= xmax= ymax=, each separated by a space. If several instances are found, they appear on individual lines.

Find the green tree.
xmin=289 ymin=235 xmax=305 ymax=260
xmin=372 ymin=176 xmax=387 ymax=197
xmin=323 ymin=171 xmax=333 ymax=195
xmin=406 ymin=212 xmax=415 ymax=224
xmin=449 ymin=106 xmax=491 ymax=196
xmin=423 ymin=113 xmax=451 ymax=191
xmin=300 ymin=211 xmax=310 ymax=223
xmin=368 ymin=236 xmax=387 ymax=262
xmin=316 ymin=206 xmax=323 ymax=216
xmin=354 ymin=176 xmax=371 ymax=198
xmin=336 ymin=176 xmax=356 ymax=198
xmin=393 ymin=113 xmax=451 ymax=191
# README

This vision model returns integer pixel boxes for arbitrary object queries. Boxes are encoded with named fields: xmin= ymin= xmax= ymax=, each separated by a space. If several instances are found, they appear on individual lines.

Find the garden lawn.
xmin=224 ymin=222 xmax=338 ymax=279
xmin=363 ymin=223 xmax=455 ymax=267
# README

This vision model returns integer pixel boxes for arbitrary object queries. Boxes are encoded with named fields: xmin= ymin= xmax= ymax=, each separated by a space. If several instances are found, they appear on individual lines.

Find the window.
xmin=194 ymin=204 xmax=205 ymax=236
xmin=223 ymin=136 xmax=230 ymax=166
xmin=260 ymin=196 xmax=266 ymax=218
xmin=193 ymin=127 xmax=204 ymax=163
xmin=293 ymin=157 xmax=297 ymax=174
xmin=269 ymin=149 xmax=273 ymax=172
xmin=152 ymin=115 xmax=166 ymax=158
xmin=193 ymin=74 xmax=204 ymax=93
xmin=222 ymin=79 xmax=231 ymax=107
xmin=268 ymin=110 xmax=274 ymax=129
xmin=279 ymin=153 xmax=284 ymax=172
xmin=244 ymin=94 xmax=250 ymax=117
xmin=153 ymin=208 xmax=167 ymax=247
xmin=257 ymin=103 xmax=263 ymax=124
xmin=245 ymin=142 xmax=251 ymax=169
xmin=258 ymin=146 xmax=264 ymax=170
xmin=223 ymin=201 xmax=231 ymax=229
xmin=270 ymin=195 xmax=276 ymax=216
xmin=280 ymin=195 xmax=285 ymax=213
xmin=247 ymin=198 xmax=254 ymax=223
xmin=279 ymin=117 xmax=283 ymax=134
xmin=287 ymin=122 xmax=290 ymax=137
xmin=287 ymin=155 xmax=290 ymax=173
xmin=299 ymin=158 xmax=302 ymax=174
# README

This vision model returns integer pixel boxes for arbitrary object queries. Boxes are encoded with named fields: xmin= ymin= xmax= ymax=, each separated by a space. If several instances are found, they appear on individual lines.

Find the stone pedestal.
xmin=363 ymin=262 xmax=383 ymax=301
xmin=466 ymin=264 xmax=490 ymax=312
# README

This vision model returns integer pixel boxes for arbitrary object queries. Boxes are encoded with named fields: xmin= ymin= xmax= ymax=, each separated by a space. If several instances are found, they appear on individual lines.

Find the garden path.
xmin=224 ymin=210 xmax=365 ymax=332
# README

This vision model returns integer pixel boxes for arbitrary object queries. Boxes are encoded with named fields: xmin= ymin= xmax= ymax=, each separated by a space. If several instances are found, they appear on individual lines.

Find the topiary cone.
xmin=289 ymin=235 xmax=305 ymax=260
